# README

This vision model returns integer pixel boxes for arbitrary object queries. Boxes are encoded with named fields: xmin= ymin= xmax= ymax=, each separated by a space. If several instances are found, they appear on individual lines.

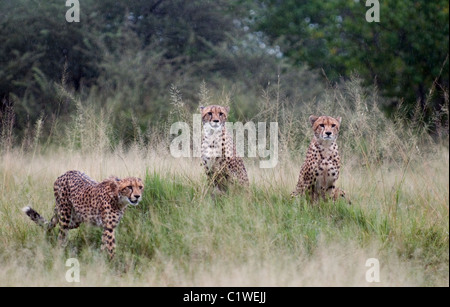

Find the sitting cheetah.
xmin=291 ymin=115 xmax=348 ymax=202
xmin=23 ymin=170 xmax=144 ymax=258
xmin=200 ymin=105 xmax=249 ymax=191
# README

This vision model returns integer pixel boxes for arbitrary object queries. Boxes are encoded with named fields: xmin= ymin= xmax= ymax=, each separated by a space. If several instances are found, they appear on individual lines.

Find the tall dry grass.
xmin=0 ymin=77 xmax=448 ymax=286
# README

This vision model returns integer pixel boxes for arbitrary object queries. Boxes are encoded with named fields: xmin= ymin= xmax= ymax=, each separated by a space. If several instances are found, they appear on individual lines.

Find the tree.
xmin=0 ymin=0 xmax=100 ymax=131
xmin=3 ymin=0 xmax=292 ymax=142
xmin=254 ymin=0 xmax=449 ymax=117
xmin=0 ymin=0 xmax=244 ymax=134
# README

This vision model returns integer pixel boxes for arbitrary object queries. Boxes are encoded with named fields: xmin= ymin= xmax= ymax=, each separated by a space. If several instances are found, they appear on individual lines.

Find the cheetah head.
xmin=310 ymin=115 xmax=342 ymax=143
xmin=117 ymin=177 xmax=144 ymax=206
xmin=200 ymin=105 xmax=229 ymax=133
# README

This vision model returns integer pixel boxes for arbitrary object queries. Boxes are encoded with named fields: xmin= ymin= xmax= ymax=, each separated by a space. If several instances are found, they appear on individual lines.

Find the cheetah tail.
xmin=22 ymin=206 xmax=57 ymax=231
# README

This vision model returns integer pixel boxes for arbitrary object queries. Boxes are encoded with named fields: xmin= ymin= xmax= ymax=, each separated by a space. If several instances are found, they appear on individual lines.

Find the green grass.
xmin=0 ymin=77 xmax=448 ymax=286
xmin=0 ymin=148 xmax=448 ymax=286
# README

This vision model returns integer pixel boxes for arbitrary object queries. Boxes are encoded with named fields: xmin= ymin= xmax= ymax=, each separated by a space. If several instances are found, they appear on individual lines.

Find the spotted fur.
xmin=200 ymin=105 xmax=249 ymax=191
xmin=22 ymin=170 xmax=144 ymax=258
xmin=291 ymin=115 xmax=348 ymax=202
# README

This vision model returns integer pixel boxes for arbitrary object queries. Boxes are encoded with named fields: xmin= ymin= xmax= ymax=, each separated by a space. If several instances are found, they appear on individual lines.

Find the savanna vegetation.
xmin=0 ymin=0 xmax=448 ymax=286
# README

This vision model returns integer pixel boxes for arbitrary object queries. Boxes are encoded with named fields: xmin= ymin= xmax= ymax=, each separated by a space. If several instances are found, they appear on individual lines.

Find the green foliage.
xmin=69 ymin=169 xmax=450 ymax=284
xmin=0 ymin=0 xmax=100 ymax=133
xmin=1 ymin=0 xmax=448 ymax=144
xmin=255 ymin=0 xmax=449 ymax=117
xmin=1 ymin=0 xmax=314 ymax=143
xmin=0 ymin=73 xmax=448 ymax=285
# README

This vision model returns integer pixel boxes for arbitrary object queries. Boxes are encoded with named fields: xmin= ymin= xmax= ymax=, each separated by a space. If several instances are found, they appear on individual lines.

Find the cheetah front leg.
xmin=58 ymin=228 xmax=69 ymax=247
xmin=291 ymin=181 xmax=317 ymax=201
xmin=291 ymin=167 xmax=312 ymax=199
xmin=332 ymin=187 xmax=351 ymax=204
xmin=291 ymin=184 xmax=305 ymax=198
xmin=319 ymin=184 xmax=340 ymax=203
xmin=101 ymin=205 xmax=122 ymax=259
xmin=291 ymin=173 xmax=307 ymax=197
xmin=101 ymin=226 xmax=116 ymax=259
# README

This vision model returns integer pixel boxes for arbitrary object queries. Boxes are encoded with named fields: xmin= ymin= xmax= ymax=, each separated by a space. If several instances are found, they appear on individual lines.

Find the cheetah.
xmin=200 ymin=105 xmax=249 ymax=192
xmin=22 ymin=170 xmax=144 ymax=258
xmin=291 ymin=115 xmax=348 ymax=202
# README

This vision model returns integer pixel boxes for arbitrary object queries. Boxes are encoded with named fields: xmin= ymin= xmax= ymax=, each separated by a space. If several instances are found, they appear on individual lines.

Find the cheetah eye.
xmin=127 ymin=185 xmax=133 ymax=190
xmin=139 ymin=186 xmax=143 ymax=190
xmin=219 ymin=112 xmax=224 ymax=116
xmin=331 ymin=124 xmax=336 ymax=128
xmin=319 ymin=124 xmax=325 ymax=128
xmin=208 ymin=112 xmax=212 ymax=116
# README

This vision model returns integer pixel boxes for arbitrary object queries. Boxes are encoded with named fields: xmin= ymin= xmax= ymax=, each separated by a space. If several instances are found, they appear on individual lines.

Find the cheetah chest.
xmin=313 ymin=147 xmax=340 ymax=191
xmin=201 ymin=128 xmax=232 ymax=172
xmin=202 ymin=137 xmax=223 ymax=170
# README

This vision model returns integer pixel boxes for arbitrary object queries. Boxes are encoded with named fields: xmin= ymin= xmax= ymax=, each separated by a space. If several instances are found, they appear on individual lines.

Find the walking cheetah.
xmin=291 ymin=115 xmax=348 ymax=202
xmin=200 ymin=105 xmax=249 ymax=191
xmin=22 ymin=170 xmax=144 ymax=258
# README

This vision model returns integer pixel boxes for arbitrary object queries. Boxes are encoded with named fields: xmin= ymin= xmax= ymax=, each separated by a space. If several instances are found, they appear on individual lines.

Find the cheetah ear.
xmin=108 ymin=176 xmax=121 ymax=183
xmin=199 ymin=106 xmax=205 ymax=113
xmin=108 ymin=180 xmax=119 ymax=197
xmin=336 ymin=116 xmax=342 ymax=125
xmin=309 ymin=115 xmax=319 ymax=126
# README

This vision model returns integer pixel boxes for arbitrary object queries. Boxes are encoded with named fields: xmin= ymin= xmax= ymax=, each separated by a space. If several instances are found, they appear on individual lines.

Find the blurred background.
xmin=0 ymin=1 xmax=448 ymax=286
xmin=0 ymin=0 xmax=448 ymax=147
